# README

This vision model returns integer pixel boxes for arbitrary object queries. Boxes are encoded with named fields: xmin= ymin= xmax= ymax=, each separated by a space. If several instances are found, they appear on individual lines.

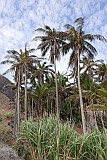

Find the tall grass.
xmin=18 ymin=116 xmax=107 ymax=160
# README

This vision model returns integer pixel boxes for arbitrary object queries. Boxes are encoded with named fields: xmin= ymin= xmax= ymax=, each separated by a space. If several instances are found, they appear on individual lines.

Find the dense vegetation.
xmin=1 ymin=17 xmax=107 ymax=159
xmin=18 ymin=116 xmax=107 ymax=160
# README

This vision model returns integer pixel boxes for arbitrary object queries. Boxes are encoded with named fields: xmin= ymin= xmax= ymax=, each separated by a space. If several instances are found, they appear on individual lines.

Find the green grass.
xmin=18 ymin=116 xmax=107 ymax=160
xmin=0 ymin=111 xmax=14 ymax=118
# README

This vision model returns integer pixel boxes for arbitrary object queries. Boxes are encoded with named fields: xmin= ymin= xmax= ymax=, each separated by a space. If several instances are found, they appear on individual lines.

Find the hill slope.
xmin=0 ymin=75 xmax=15 ymax=144
xmin=0 ymin=74 xmax=15 ymax=100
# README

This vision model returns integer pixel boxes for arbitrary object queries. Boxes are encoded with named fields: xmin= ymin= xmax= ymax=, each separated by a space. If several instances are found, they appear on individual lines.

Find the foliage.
xmin=1 ymin=17 xmax=107 ymax=138
xmin=17 ymin=116 xmax=107 ymax=160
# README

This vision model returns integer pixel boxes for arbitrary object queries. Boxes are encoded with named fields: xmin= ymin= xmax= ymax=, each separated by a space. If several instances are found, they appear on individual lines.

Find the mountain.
xmin=0 ymin=74 xmax=15 ymax=100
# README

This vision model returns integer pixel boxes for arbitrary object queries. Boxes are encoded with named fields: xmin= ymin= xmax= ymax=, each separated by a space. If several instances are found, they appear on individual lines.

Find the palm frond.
xmin=87 ymin=104 xmax=107 ymax=111
xmin=82 ymin=46 xmax=95 ymax=59
xmin=97 ymin=88 xmax=107 ymax=97
xmin=28 ymin=48 xmax=35 ymax=53
xmin=75 ymin=17 xmax=84 ymax=32
xmin=93 ymin=35 xmax=107 ymax=42
xmin=35 ymin=27 xmax=49 ymax=35
xmin=2 ymin=64 xmax=16 ymax=75
xmin=83 ymin=34 xmax=95 ymax=41
xmin=64 ymin=24 xmax=74 ymax=30
xmin=44 ymin=25 xmax=52 ymax=31
xmin=33 ymin=36 xmax=47 ymax=41
xmin=68 ymin=48 xmax=77 ymax=67
xmin=42 ymin=44 xmax=50 ymax=57
xmin=7 ymin=50 xmax=20 ymax=55
xmin=84 ymin=41 xmax=97 ymax=54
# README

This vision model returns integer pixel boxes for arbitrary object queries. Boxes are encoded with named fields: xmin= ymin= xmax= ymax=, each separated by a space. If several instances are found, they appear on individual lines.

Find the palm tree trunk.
xmin=77 ymin=48 xmax=86 ymax=134
xmin=24 ymin=68 xmax=27 ymax=120
xmin=53 ymin=42 xmax=59 ymax=159
xmin=14 ymin=69 xmax=20 ymax=139
xmin=13 ymin=93 xmax=18 ymax=138
xmin=31 ymin=97 xmax=34 ymax=120
xmin=17 ymin=69 xmax=20 ymax=130
xmin=54 ymin=54 xmax=59 ymax=119
xmin=94 ymin=111 xmax=98 ymax=131
xmin=53 ymin=44 xmax=59 ymax=121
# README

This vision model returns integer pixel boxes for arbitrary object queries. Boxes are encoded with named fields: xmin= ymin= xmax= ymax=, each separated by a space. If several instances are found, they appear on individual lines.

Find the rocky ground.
xmin=0 ymin=75 xmax=23 ymax=160
xmin=0 ymin=92 xmax=22 ymax=160
xmin=0 ymin=143 xmax=22 ymax=160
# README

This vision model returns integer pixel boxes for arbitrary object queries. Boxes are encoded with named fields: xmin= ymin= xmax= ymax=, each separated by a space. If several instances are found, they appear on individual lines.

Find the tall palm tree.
xmin=33 ymin=25 xmax=64 ymax=122
xmin=17 ymin=43 xmax=40 ymax=120
xmin=33 ymin=25 xmax=65 ymax=159
xmin=63 ymin=17 xmax=106 ymax=134
xmin=1 ymin=50 xmax=23 ymax=138
xmin=1 ymin=44 xmax=40 ymax=135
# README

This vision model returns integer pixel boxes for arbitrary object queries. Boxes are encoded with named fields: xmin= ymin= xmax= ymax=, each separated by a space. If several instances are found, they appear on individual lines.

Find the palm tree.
xmin=1 ymin=44 xmax=40 ymax=136
xmin=33 ymin=25 xmax=64 ymax=122
xmin=63 ymin=17 xmax=106 ymax=134
xmin=45 ymin=74 xmax=56 ymax=114
xmin=57 ymin=72 xmax=70 ymax=110
xmin=34 ymin=83 xmax=48 ymax=117
xmin=1 ymin=50 xmax=23 ymax=138
xmin=80 ymin=56 xmax=102 ymax=80
xmin=33 ymin=25 xmax=65 ymax=159
xmin=97 ymin=61 xmax=107 ymax=82
xmin=17 ymin=43 xmax=40 ymax=120
xmin=33 ymin=61 xmax=54 ymax=85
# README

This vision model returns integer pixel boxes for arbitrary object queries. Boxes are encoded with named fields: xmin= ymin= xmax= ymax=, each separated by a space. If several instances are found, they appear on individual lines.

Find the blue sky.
xmin=0 ymin=0 xmax=107 ymax=81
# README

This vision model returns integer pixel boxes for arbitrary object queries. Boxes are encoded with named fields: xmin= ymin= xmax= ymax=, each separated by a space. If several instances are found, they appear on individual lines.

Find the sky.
xmin=0 ymin=0 xmax=107 ymax=82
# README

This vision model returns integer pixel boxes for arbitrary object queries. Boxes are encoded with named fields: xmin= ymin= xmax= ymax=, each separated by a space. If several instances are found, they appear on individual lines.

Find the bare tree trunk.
xmin=14 ymin=69 xmax=20 ymax=139
xmin=54 ymin=54 xmax=59 ymax=121
xmin=77 ymin=48 xmax=86 ymax=134
xmin=13 ymin=93 xmax=18 ymax=138
xmin=100 ymin=111 xmax=105 ymax=130
xmin=17 ymin=69 xmax=20 ymax=131
xmin=94 ymin=111 xmax=98 ymax=131
xmin=24 ymin=68 xmax=27 ymax=120
xmin=53 ymin=42 xmax=59 ymax=160
xmin=51 ymin=101 xmax=53 ymax=115
xmin=31 ymin=97 xmax=34 ymax=120
xmin=47 ymin=98 xmax=49 ymax=116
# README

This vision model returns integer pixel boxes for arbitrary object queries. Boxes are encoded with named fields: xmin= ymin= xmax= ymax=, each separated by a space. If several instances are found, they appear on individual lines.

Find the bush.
xmin=18 ymin=116 xmax=107 ymax=160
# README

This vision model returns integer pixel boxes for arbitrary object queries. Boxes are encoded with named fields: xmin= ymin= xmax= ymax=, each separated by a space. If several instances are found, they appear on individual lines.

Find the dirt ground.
xmin=0 ymin=142 xmax=22 ymax=160
xmin=0 ymin=93 xmax=22 ymax=160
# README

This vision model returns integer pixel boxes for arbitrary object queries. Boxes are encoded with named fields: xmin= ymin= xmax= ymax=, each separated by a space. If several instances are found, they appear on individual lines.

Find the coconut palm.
xmin=1 ymin=50 xmax=23 ymax=138
xmin=16 ymin=43 xmax=40 ymax=120
xmin=1 ymin=44 xmax=40 ymax=136
xmin=63 ymin=17 xmax=106 ymax=133
xmin=33 ymin=25 xmax=65 ymax=158
xmin=57 ymin=72 xmax=70 ymax=110
xmin=97 ymin=61 xmax=107 ymax=82
xmin=33 ymin=61 xmax=54 ymax=85
xmin=33 ymin=25 xmax=64 ymax=122
xmin=80 ymin=56 xmax=103 ymax=80
xmin=34 ymin=84 xmax=49 ymax=117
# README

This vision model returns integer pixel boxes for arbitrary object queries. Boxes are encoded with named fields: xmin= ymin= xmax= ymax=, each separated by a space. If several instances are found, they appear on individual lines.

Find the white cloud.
xmin=0 ymin=0 xmax=107 ymax=81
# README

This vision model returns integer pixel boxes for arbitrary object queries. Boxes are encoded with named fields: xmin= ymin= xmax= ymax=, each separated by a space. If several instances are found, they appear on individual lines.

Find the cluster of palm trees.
xmin=1 ymin=17 xmax=107 ymax=137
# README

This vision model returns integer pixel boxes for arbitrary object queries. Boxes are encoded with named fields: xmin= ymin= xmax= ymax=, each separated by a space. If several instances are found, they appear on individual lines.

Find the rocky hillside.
xmin=0 ymin=74 xmax=15 ymax=100
xmin=0 ymin=92 xmax=14 ymax=111
xmin=0 ymin=75 xmax=15 ymax=143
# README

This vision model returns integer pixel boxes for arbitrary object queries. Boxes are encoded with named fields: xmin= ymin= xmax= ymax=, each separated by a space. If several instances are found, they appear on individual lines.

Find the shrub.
xmin=17 ymin=116 xmax=107 ymax=160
